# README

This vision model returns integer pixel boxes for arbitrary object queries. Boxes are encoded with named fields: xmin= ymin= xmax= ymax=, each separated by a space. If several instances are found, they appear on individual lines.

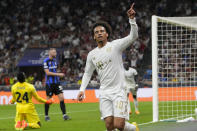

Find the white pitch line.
xmin=138 ymin=121 xmax=155 ymax=126
xmin=0 ymin=109 xmax=98 ymax=120
xmin=0 ymin=116 xmax=16 ymax=120
xmin=0 ymin=110 xmax=156 ymax=127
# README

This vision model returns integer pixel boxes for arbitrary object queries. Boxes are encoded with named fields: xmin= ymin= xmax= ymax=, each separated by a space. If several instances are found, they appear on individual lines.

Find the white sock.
xmin=134 ymin=99 xmax=138 ymax=111
xmin=123 ymin=121 xmax=136 ymax=131
xmin=128 ymin=99 xmax=131 ymax=113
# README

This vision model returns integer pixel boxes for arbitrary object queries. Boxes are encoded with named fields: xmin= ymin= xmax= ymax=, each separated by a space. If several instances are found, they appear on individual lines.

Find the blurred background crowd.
xmin=0 ymin=0 xmax=196 ymax=89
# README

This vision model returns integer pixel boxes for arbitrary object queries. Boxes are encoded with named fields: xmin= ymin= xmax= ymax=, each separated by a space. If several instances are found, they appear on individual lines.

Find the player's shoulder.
xmin=52 ymin=58 xmax=57 ymax=62
xmin=90 ymin=47 xmax=98 ymax=53
xmin=24 ymin=82 xmax=33 ymax=86
xmin=43 ymin=57 xmax=50 ymax=62
xmin=88 ymin=47 xmax=98 ymax=57
xmin=106 ymin=40 xmax=121 ymax=50
xmin=109 ymin=38 xmax=121 ymax=45
xmin=24 ymin=82 xmax=35 ymax=89
xmin=128 ymin=67 xmax=137 ymax=74
xmin=11 ymin=82 xmax=19 ymax=89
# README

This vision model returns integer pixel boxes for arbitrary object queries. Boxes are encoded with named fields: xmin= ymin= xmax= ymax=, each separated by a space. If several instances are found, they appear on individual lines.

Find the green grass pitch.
xmin=0 ymin=102 xmax=197 ymax=131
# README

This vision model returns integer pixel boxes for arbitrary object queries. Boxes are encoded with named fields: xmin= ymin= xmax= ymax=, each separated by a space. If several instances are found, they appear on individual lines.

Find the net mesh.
xmin=157 ymin=17 xmax=197 ymax=120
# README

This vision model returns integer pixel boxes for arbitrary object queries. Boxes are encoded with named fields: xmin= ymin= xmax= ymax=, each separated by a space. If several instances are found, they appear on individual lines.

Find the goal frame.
xmin=152 ymin=15 xmax=159 ymax=122
xmin=152 ymin=15 xmax=197 ymax=122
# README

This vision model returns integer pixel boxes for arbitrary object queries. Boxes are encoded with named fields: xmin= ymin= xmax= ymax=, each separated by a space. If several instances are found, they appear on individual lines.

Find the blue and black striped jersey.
xmin=43 ymin=57 xmax=60 ymax=85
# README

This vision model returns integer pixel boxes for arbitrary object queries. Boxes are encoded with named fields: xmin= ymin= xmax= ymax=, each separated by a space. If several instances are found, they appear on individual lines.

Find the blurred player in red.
xmin=10 ymin=72 xmax=53 ymax=130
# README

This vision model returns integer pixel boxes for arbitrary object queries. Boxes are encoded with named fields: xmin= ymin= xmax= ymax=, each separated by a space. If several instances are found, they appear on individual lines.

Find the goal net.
xmin=152 ymin=16 xmax=197 ymax=122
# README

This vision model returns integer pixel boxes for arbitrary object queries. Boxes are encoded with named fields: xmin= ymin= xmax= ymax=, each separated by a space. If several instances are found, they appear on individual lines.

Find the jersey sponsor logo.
xmin=48 ymin=66 xmax=57 ymax=69
xmin=93 ymin=57 xmax=96 ymax=60
xmin=96 ymin=61 xmax=104 ymax=70
xmin=95 ymin=59 xmax=112 ymax=70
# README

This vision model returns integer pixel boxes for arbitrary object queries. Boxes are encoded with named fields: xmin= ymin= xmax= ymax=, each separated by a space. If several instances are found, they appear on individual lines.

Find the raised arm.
xmin=77 ymin=53 xmax=95 ymax=101
xmin=114 ymin=3 xmax=138 ymax=52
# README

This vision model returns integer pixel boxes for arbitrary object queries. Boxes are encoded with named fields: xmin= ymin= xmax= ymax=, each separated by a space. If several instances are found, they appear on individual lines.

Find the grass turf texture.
xmin=0 ymin=102 xmax=197 ymax=131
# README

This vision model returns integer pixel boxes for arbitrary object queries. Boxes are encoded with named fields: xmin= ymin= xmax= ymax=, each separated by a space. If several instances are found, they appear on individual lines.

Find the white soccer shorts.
xmin=99 ymin=90 xmax=129 ymax=120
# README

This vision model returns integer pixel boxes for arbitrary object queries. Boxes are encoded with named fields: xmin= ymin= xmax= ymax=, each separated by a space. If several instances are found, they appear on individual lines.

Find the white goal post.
xmin=152 ymin=15 xmax=197 ymax=122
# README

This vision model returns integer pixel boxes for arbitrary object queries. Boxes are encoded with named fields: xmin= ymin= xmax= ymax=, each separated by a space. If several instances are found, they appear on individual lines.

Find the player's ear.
xmin=106 ymin=33 xmax=109 ymax=38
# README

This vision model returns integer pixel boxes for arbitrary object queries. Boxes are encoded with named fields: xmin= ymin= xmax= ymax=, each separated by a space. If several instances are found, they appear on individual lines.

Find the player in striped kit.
xmin=43 ymin=48 xmax=70 ymax=121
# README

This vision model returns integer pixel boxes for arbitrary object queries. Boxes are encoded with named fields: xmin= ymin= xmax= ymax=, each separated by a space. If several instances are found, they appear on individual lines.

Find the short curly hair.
xmin=17 ymin=72 xmax=26 ymax=83
xmin=92 ymin=21 xmax=112 ymax=39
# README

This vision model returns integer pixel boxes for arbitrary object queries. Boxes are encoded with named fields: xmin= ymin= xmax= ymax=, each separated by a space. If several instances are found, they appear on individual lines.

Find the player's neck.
xmin=97 ymin=40 xmax=107 ymax=48
xmin=49 ymin=56 xmax=53 ymax=59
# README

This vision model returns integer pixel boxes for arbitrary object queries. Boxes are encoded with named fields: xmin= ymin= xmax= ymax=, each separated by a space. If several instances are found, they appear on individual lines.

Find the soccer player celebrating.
xmin=43 ymin=48 xmax=70 ymax=121
xmin=124 ymin=67 xmax=140 ymax=115
xmin=77 ymin=3 xmax=139 ymax=131
xmin=10 ymin=72 xmax=53 ymax=130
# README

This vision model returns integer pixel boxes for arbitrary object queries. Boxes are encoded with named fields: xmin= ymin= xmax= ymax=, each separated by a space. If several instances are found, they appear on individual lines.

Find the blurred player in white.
xmin=77 ymin=3 xmax=139 ymax=131
xmin=125 ymin=67 xmax=140 ymax=115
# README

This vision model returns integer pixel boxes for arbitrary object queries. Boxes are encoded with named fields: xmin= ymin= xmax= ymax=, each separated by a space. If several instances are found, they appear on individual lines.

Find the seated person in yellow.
xmin=10 ymin=72 xmax=53 ymax=130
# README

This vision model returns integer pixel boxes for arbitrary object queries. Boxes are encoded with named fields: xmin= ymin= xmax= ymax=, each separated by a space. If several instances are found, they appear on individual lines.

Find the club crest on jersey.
xmin=106 ymin=47 xmax=112 ymax=52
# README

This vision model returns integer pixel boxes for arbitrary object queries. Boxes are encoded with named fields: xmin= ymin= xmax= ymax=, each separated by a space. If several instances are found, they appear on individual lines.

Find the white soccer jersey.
xmin=80 ymin=18 xmax=138 ymax=97
xmin=125 ymin=67 xmax=138 ymax=89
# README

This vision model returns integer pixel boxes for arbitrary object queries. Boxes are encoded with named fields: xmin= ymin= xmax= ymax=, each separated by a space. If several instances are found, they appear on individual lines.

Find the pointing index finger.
xmin=131 ymin=3 xmax=135 ymax=9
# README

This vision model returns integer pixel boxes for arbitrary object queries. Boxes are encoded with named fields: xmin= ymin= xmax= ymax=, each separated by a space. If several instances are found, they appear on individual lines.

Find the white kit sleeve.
xmin=114 ymin=18 xmax=138 ymax=52
xmin=79 ymin=53 xmax=95 ymax=92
